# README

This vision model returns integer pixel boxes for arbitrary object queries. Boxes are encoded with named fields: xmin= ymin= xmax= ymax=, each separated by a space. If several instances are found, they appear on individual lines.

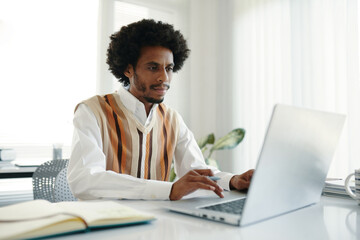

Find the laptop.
xmin=167 ymin=104 xmax=346 ymax=226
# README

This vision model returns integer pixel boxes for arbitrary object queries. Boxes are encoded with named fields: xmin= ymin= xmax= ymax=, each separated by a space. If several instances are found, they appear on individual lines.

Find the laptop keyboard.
xmin=201 ymin=198 xmax=246 ymax=215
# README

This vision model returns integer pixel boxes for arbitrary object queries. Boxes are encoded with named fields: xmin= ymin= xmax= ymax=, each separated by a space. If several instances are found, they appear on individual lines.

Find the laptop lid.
xmin=167 ymin=104 xmax=346 ymax=226
xmin=240 ymin=104 xmax=346 ymax=226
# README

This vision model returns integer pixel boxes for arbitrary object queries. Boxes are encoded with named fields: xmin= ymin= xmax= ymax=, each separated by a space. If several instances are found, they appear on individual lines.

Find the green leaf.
xmin=201 ymin=146 xmax=208 ymax=154
xmin=169 ymin=166 xmax=176 ymax=182
xmin=205 ymin=158 xmax=219 ymax=169
xmin=197 ymin=133 xmax=215 ymax=150
xmin=209 ymin=128 xmax=245 ymax=154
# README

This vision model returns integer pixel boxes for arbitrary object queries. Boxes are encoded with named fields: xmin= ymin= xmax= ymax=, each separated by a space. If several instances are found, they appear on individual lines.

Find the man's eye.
xmin=166 ymin=67 xmax=174 ymax=72
xmin=148 ymin=66 xmax=158 ymax=71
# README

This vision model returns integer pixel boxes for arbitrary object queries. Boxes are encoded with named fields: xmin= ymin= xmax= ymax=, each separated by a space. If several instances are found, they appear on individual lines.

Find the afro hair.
xmin=106 ymin=19 xmax=190 ymax=86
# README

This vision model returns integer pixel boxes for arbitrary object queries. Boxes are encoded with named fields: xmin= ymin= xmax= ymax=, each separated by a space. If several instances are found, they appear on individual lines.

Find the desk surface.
xmin=0 ymin=159 xmax=52 ymax=179
xmin=50 ymin=194 xmax=359 ymax=240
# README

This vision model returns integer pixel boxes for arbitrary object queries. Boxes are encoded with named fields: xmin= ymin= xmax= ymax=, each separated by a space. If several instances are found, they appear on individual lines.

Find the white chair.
xmin=32 ymin=159 xmax=77 ymax=202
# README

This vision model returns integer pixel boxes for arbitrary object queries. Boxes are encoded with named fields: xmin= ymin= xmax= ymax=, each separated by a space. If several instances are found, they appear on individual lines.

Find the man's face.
xmin=126 ymin=46 xmax=174 ymax=105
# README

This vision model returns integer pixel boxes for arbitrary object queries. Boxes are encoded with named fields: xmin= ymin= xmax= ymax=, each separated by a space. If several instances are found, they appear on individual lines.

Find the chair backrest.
xmin=54 ymin=168 xmax=77 ymax=202
xmin=32 ymin=159 xmax=77 ymax=202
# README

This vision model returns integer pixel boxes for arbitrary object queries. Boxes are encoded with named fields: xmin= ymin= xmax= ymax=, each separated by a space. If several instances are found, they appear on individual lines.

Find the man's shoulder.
xmin=74 ymin=94 xmax=107 ymax=113
xmin=80 ymin=93 xmax=120 ymax=106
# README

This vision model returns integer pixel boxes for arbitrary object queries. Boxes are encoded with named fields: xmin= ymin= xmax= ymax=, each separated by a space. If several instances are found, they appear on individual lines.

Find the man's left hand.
xmin=230 ymin=169 xmax=254 ymax=190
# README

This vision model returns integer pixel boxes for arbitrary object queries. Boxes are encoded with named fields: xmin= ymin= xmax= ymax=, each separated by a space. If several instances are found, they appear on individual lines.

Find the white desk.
xmin=52 ymin=194 xmax=359 ymax=240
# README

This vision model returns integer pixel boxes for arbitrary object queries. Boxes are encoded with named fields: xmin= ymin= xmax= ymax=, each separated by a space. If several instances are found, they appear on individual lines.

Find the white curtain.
xmin=232 ymin=0 xmax=360 ymax=177
xmin=0 ymin=0 xmax=98 ymax=159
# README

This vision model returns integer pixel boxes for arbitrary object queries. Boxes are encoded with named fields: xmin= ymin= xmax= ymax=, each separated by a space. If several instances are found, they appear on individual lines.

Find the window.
xmin=0 ymin=0 xmax=189 ymax=161
xmin=0 ymin=0 xmax=98 ymax=160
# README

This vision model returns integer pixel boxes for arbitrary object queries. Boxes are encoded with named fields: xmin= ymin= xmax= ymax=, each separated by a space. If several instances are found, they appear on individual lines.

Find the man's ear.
xmin=124 ymin=64 xmax=134 ymax=79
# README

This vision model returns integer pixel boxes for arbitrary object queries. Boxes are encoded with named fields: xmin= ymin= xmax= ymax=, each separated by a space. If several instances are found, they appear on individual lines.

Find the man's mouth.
xmin=151 ymin=84 xmax=170 ymax=94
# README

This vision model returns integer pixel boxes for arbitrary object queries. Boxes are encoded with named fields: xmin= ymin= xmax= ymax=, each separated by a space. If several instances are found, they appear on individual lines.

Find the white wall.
xmin=188 ymin=0 xmax=239 ymax=173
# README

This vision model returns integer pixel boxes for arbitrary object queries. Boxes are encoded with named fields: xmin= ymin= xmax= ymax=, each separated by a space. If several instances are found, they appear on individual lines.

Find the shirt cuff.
xmin=214 ymin=172 xmax=235 ymax=191
xmin=143 ymin=180 xmax=173 ymax=200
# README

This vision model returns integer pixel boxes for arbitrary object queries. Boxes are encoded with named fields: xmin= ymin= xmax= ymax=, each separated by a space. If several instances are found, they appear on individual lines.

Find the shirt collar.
xmin=117 ymin=85 xmax=158 ymax=125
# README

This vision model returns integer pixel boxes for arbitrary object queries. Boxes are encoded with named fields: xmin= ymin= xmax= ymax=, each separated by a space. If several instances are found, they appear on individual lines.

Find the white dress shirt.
xmin=68 ymin=86 xmax=234 ymax=200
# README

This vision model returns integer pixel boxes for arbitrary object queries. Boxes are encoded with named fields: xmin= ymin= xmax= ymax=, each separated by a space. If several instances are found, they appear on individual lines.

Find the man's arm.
xmin=172 ymin=113 xmax=254 ymax=200
xmin=67 ymin=104 xmax=173 ymax=200
xmin=172 ymin=114 xmax=234 ymax=198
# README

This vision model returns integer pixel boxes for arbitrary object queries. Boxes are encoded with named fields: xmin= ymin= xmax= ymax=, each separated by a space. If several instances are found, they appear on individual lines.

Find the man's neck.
xmin=143 ymin=102 xmax=153 ymax=116
xmin=126 ymin=87 xmax=153 ymax=116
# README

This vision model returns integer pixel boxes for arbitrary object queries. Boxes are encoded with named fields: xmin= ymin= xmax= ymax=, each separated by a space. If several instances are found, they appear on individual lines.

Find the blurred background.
xmin=0 ymin=0 xmax=359 ymax=178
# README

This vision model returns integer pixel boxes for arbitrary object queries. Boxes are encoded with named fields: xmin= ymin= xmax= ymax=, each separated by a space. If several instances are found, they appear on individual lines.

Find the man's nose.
xmin=157 ymin=68 xmax=169 ymax=83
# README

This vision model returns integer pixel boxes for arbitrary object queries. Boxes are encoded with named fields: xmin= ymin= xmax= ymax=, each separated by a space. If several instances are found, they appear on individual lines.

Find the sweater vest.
xmin=78 ymin=93 xmax=180 ymax=181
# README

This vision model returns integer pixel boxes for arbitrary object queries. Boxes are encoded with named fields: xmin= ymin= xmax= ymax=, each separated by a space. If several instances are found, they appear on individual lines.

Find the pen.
xmin=208 ymin=176 xmax=221 ymax=181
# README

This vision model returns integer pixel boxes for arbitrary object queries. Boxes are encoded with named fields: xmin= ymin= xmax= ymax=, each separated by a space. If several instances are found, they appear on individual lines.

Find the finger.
xmin=188 ymin=175 xmax=223 ymax=191
xmin=213 ymin=188 xmax=224 ymax=198
xmin=187 ymin=175 xmax=219 ymax=187
xmin=191 ymin=182 xmax=216 ymax=191
xmin=170 ymin=179 xmax=204 ymax=200
xmin=170 ymin=173 xmax=224 ymax=200
xmin=213 ymin=189 xmax=224 ymax=198
xmin=190 ymin=182 xmax=224 ymax=198
xmin=193 ymin=169 xmax=214 ymax=176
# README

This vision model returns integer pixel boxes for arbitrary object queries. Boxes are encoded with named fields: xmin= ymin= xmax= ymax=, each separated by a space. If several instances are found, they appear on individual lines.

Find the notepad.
xmin=322 ymin=179 xmax=355 ymax=199
xmin=0 ymin=200 xmax=155 ymax=239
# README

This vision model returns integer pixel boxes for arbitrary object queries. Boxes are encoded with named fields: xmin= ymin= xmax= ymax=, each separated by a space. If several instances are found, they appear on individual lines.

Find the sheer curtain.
xmin=0 ymin=0 xmax=98 ymax=160
xmin=232 ymin=0 xmax=360 ymax=177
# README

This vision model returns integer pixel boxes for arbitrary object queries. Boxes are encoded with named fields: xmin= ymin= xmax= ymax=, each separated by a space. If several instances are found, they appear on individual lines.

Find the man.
xmin=68 ymin=19 xmax=253 ymax=201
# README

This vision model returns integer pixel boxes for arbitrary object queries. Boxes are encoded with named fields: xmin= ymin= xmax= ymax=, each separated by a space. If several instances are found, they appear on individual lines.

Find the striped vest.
xmin=79 ymin=93 xmax=180 ymax=181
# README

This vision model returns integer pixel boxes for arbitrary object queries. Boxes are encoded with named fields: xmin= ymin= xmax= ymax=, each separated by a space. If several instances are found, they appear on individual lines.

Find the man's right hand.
xmin=169 ymin=169 xmax=224 ymax=201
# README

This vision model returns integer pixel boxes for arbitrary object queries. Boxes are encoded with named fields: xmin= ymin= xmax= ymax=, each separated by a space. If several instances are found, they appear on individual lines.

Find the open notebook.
xmin=0 ymin=200 xmax=155 ymax=239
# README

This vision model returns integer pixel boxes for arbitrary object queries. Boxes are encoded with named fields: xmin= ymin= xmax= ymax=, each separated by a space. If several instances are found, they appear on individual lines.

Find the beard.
xmin=133 ymin=72 xmax=170 ymax=104
xmin=144 ymin=96 xmax=164 ymax=104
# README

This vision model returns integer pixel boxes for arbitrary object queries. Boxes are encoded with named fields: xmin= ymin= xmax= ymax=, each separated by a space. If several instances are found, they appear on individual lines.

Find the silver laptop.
xmin=167 ymin=104 xmax=346 ymax=226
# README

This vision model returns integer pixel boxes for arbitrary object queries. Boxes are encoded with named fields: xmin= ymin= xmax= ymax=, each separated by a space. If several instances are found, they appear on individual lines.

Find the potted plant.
xmin=169 ymin=128 xmax=245 ymax=182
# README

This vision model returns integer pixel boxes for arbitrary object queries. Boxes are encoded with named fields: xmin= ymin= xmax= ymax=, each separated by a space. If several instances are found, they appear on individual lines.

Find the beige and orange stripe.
xmin=157 ymin=104 xmax=176 ymax=181
xmin=81 ymin=93 xmax=179 ymax=182
xmin=144 ymin=129 xmax=153 ymax=179
xmin=104 ymin=94 xmax=130 ymax=173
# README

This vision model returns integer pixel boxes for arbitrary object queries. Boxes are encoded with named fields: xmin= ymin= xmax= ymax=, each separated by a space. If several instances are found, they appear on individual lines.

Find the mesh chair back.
xmin=32 ymin=159 xmax=77 ymax=202
xmin=54 ymin=168 xmax=77 ymax=202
